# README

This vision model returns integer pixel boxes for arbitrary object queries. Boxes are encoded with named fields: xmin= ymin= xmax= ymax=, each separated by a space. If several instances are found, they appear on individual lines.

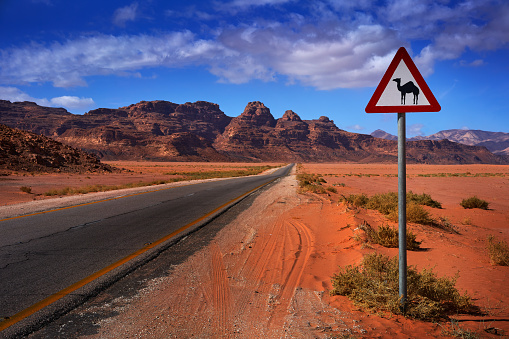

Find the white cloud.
xmin=49 ymin=96 xmax=95 ymax=110
xmin=113 ymin=3 xmax=139 ymax=27
xmin=0 ymin=87 xmax=50 ymax=106
xmin=459 ymin=59 xmax=484 ymax=67
xmin=0 ymin=32 xmax=223 ymax=88
xmin=219 ymin=0 xmax=291 ymax=12
xmin=0 ymin=86 xmax=94 ymax=111
xmin=408 ymin=123 xmax=425 ymax=136
xmin=0 ymin=0 xmax=508 ymax=91
xmin=347 ymin=124 xmax=365 ymax=131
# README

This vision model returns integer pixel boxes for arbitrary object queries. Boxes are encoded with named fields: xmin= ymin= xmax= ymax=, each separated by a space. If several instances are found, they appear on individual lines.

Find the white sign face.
xmin=375 ymin=60 xmax=430 ymax=107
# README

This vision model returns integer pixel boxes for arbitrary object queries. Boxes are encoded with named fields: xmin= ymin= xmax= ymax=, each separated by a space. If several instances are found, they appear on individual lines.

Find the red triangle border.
xmin=365 ymin=47 xmax=441 ymax=113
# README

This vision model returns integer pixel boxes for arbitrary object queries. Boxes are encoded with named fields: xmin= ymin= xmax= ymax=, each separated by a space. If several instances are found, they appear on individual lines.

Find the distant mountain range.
xmin=371 ymin=129 xmax=509 ymax=156
xmin=1 ymin=99 xmax=507 ymax=165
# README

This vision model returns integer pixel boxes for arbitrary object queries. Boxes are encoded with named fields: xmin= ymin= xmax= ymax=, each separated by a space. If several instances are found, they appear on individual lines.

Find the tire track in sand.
xmin=210 ymin=242 xmax=231 ymax=336
xmin=267 ymin=219 xmax=314 ymax=328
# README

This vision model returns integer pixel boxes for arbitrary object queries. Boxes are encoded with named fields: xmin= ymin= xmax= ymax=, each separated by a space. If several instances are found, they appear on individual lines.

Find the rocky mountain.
xmin=0 ymin=99 xmax=507 ymax=164
xmin=0 ymin=100 xmax=231 ymax=161
xmin=371 ymin=129 xmax=398 ymax=141
xmin=371 ymin=129 xmax=509 ymax=156
xmin=0 ymin=124 xmax=117 ymax=173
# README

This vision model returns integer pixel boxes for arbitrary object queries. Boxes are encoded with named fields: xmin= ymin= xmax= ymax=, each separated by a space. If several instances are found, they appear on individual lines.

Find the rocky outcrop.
xmin=0 ymin=100 xmax=506 ymax=164
xmin=0 ymin=124 xmax=117 ymax=173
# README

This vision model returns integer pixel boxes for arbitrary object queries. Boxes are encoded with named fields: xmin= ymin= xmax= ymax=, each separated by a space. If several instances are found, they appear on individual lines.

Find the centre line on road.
xmin=0 ymin=176 xmax=278 ymax=332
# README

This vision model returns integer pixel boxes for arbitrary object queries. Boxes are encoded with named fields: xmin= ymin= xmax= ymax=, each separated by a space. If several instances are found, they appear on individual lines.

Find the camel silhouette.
xmin=393 ymin=78 xmax=419 ymax=105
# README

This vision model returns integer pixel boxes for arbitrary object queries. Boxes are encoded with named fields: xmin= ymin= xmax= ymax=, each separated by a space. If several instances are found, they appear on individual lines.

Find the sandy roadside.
xmin=16 ymin=163 xmax=509 ymax=338
xmin=71 ymin=170 xmax=465 ymax=338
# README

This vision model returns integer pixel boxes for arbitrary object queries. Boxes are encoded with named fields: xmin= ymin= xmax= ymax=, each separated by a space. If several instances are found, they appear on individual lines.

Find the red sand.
xmin=65 ymin=163 xmax=509 ymax=338
xmin=5 ymin=163 xmax=507 ymax=338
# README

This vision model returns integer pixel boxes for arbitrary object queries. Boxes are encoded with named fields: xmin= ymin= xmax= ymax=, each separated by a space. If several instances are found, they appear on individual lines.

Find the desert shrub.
xmin=20 ymin=186 xmax=32 ymax=194
xmin=359 ymin=222 xmax=421 ymax=250
xmin=342 ymin=193 xmax=369 ymax=207
xmin=330 ymin=253 xmax=475 ymax=321
xmin=326 ymin=186 xmax=337 ymax=193
xmin=460 ymin=196 xmax=489 ymax=210
xmin=441 ymin=320 xmax=480 ymax=339
xmin=405 ymin=203 xmax=435 ymax=225
xmin=366 ymin=192 xmax=398 ymax=215
xmin=297 ymin=173 xmax=324 ymax=187
xmin=297 ymin=173 xmax=332 ymax=194
xmin=342 ymin=192 xmax=442 ymax=226
xmin=407 ymin=191 xmax=442 ymax=208
xmin=487 ymin=235 xmax=509 ymax=266
xmin=303 ymin=184 xmax=326 ymax=194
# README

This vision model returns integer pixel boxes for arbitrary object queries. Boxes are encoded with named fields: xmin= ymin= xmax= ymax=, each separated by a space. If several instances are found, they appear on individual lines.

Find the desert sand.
xmin=4 ymin=163 xmax=508 ymax=337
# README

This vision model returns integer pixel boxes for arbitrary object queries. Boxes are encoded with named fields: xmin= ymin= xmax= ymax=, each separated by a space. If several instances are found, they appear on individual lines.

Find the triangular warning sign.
xmin=365 ymin=47 xmax=441 ymax=113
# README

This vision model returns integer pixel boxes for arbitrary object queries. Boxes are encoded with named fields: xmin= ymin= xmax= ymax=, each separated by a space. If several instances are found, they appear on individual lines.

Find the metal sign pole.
xmin=398 ymin=112 xmax=407 ymax=312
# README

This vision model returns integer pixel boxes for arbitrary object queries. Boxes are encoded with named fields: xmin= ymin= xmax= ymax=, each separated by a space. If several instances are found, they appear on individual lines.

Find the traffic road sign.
xmin=365 ymin=47 xmax=441 ymax=113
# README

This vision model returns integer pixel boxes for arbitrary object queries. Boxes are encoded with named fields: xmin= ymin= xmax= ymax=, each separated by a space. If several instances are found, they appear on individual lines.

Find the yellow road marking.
xmin=0 ymin=177 xmax=277 ymax=332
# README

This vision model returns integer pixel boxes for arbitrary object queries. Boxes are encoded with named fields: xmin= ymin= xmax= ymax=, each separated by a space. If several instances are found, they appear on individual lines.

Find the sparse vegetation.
xmin=460 ymin=196 xmax=489 ymax=210
xmin=44 ymin=180 xmax=170 ymax=196
xmin=20 ymin=186 xmax=32 ymax=194
xmin=418 ymin=172 xmax=506 ymax=178
xmin=462 ymin=217 xmax=473 ymax=225
xmin=407 ymin=191 xmax=442 ymax=208
xmin=341 ymin=192 xmax=441 ymax=226
xmin=358 ymin=221 xmax=421 ymax=250
xmin=440 ymin=320 xmax=480 ymax=339
xmin=487 ymin=235 xmax=509 ymax=266
xmin=164 ymin=165 xmax=277 ymax=180
xmin=326 ymin=186 xmax=338 ymax=193
xmin=43 ymin=165 xmax=279 ymax=196
xmin=297 ymin=173 xmax=331 ymax=194
xmin=330 ymin=253 xmax=475 ymax=321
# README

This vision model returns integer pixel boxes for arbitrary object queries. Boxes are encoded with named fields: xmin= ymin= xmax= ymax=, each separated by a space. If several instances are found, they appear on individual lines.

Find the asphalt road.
xmin=0 ymin=164 xmax=292 ymax=336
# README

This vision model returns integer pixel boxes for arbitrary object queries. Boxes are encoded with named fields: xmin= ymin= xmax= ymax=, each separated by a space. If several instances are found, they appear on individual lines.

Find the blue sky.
xmin=0 ymin=0 xmax=508 ymax=137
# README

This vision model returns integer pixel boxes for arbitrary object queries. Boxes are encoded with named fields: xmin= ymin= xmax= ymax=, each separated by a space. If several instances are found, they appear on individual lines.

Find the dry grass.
xmin=358 ymin=221 xmax=421 ymax=250
xmin=43 ymin=165 xmax=278 ymax=196
xmin=164 ymin=165 xmax=276 ymax=179
xmin=460 ymin=196 xmax=489 ymax=210
xmin=330 ymin=253 xmax=476 ymax=321
xmin=341 ymin=192 xmax=440 ymax=226
xmin=487 ymin=235 xmax=509 ymax=266
xmin=19 ymin=186 xmax=32 ymax=194
xmin=43 ymin=180 xmax=171 ymax=196
xmin=296 ymin=173 xmax=328 ymax=194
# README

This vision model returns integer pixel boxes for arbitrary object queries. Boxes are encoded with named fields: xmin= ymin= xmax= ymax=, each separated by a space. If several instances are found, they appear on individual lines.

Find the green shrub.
xmin=359 ymin=222 xmax=421 ymax=250
xmin=342 ymin=193 xmax=369 ymax=207
xmin=330 ymin=253 xmax=475 ymax=321
xmin=297 ymin=173 xmax=332 ymax=194
xmin=407 ymin=191 xmax=442 ymax=208
xmin=302 ymin=184 xmax=326 ymax=194
xmin=460 ymin=196 xmax=489 ymax=210
xmin=487 ymin=235 xmax=509 ymax=266
xmin=387 ymin=203 xmax=435 ymax=226
xmin=343 ymin=192 xmax=439 ymax=226
xmin=326 ymin=186 xmax=337 ymax=193
xmin=366 ymin=192 xmax=398 ymax=215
